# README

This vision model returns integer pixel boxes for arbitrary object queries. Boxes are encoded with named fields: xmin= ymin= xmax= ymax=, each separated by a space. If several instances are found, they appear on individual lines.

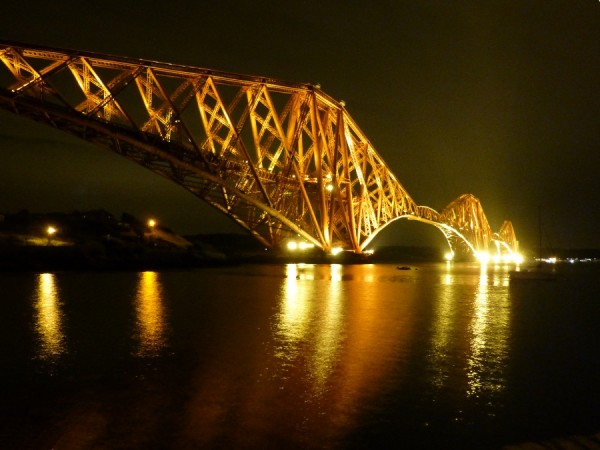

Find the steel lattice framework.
xmin=0 ymin=41 xmax=518 ymax=258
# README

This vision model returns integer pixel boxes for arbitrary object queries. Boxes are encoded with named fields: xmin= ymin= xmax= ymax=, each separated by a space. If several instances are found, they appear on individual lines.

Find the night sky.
xmin=1 ymin=1 xmax=599 ymax=250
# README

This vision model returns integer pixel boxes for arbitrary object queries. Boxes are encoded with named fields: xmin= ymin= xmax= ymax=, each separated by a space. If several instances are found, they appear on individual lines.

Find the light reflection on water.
xmin=133 ymin=271 xmax=168 ymax=357
xmin=14 ymin=263 xmax=547 ymax=448
xmin=430 ymin=264 xmax=456 ymax=389
xmin=278 ymin=264 xmax=311 ymax=349
xmin=281 ymin=264 xmax=346 ymax=392
xmin=431 ymin=263 xmax=511 ymax=406
xmin=468 ymin=265 xmax=510 ymax=401
xmin=313 ymin=264 xmax=343 ymax=389
xmin=273 ymin=263 xmax=416 ymax=439
xmin=33 ymin=272 xmax=67 ymax=364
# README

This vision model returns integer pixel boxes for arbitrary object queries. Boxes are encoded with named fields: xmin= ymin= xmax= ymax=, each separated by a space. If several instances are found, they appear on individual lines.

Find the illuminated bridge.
xmin=0 ymin=41 xmax=519 ymax=261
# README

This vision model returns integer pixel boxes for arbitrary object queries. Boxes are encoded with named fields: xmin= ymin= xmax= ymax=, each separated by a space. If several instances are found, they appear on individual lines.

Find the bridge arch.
xmin=361 ymin=201 xmax=495 ymax=260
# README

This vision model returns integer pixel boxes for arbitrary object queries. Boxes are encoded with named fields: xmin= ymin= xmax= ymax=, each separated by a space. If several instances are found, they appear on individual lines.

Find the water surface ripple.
xmin=1 ymin=262 xmax=599 ymax=449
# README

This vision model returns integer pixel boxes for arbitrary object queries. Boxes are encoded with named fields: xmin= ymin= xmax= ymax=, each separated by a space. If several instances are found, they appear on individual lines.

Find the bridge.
xmin=0 ymin=41 xmax=520 ymax=262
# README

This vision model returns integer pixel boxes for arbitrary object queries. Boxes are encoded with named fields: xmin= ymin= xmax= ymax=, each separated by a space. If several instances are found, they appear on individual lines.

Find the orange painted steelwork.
xmin=0 ymin=41 xmax=517 ymax=257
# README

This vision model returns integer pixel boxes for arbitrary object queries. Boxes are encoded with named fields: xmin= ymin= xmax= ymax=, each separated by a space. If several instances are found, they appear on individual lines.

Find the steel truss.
xmin=0 ymin=41 xmax=517 ymax=257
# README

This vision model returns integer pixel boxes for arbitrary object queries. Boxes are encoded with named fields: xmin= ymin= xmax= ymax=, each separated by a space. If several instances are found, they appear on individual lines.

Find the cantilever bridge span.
xmin=0 ymin=41 xmax=518 ymax=259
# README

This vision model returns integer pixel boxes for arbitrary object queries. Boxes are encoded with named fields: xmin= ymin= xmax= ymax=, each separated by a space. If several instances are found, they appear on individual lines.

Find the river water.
xmin=1 ymin=262 xmax=599 ymax=449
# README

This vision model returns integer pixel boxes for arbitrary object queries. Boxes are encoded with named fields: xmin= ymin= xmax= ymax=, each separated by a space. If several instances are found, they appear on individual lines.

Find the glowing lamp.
xmin=476 ymin=252 xmax=490 ymax=264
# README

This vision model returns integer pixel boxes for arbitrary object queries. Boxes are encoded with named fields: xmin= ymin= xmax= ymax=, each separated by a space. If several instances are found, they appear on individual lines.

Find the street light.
xmin=146 ymin=219 xmax=157 ymax=244
xmin=46 ymin=225 xmax=57 ymax=245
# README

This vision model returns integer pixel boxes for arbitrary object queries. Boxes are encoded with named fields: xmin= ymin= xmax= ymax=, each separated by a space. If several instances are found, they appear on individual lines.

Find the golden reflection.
xmin=311 ymin=264 xmax=344 ymax=390
xmin=466 ymin=267 xmax=489 ymax=396
xmin=466 ymin=266 xmax=509 ymax=398
xmin=330 ymin=263 xmax=343 ymax=282
xmin=429 ymin=265 xmax=456 ymax=388
xmin=431 ymin=264 xmax=510 ymax=398
xmin=134 ymin=271 xmax=168 ymax=357
xmin=275 ymin=264 xmax=414 ymax=425
xmin=34 ymin=272 xmax=66 ymax=362
xmin=362 ymin=265 xmax=375 ymax=283
xmin=182 ymin=264 xmax=416 ymax=447
xmin=277 ymin=264 xmax=313 ymax=358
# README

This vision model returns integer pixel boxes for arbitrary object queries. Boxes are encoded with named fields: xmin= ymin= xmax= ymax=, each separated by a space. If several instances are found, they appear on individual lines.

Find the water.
xmin=1 ymin=262 xmax=599 ymax=449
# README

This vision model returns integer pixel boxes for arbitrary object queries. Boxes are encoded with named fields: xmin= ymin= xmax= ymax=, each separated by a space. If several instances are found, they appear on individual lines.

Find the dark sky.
xmin=1 ymin=1 xmax=599 ymax=250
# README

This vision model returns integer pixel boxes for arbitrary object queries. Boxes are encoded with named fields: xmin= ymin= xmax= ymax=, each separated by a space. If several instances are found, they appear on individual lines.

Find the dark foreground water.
xmin=1 ymin=262 xmax=599 ymax=449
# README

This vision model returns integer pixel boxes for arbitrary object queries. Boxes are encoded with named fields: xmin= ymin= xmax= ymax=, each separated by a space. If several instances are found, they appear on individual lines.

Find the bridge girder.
xmin=0 ymin=41 xmax=517 ymax=257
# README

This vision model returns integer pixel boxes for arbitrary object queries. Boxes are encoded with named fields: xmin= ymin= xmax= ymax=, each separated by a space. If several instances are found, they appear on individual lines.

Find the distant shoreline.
xmin=1 ymin=209 xmax=598 ymax=272
xmin=2 ymin=243 xmax=598 ymax=273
